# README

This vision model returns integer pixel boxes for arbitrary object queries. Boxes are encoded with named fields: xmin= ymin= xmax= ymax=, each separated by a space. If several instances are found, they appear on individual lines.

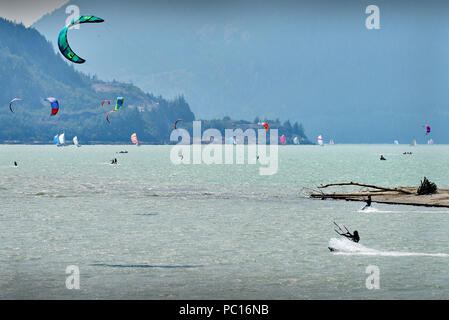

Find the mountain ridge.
xmin=0 ymin=17 xmax=195 ymax=144
xmin=0 ymin=17 xmax=310 ymax=144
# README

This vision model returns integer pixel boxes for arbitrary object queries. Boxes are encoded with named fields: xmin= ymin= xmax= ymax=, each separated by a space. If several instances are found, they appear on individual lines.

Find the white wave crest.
xmin=358 ymin=206 xmax=380 ymax=213
xmin=328 ymin=238 xmax=449 ymax=257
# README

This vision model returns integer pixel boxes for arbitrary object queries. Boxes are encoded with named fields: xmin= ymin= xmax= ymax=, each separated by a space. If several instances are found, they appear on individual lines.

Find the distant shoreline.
xmin=0 ymin=143 xmax=442 ymax=146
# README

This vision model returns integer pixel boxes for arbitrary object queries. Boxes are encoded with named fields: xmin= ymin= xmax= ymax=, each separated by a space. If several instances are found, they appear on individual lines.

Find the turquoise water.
xmin=1 ymin=144 xmax=449 ymax=299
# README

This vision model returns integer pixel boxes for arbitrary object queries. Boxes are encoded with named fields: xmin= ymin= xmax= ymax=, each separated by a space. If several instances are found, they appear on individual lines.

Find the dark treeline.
xmin=197 ymin=117 xmax=311 ymax=144
xmin=0 ymin=18 xmax=309 ymax=144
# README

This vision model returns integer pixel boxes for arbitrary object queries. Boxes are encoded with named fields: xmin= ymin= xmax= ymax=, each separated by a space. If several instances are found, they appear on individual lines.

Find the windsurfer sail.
xmin=317 ymin=135 xmax=324 ymax=146
xmin=73 ymin=136 xmax=80 ymax=147
xmin=131 ymin=133 xmax=139 ymax=146
xmin=54 ymin=133 xmax=65 ymax=146
xmin=58 ymin=133 xmax=65 ymax=146
xmin=280 ymin=134 xmax=286 ymax=145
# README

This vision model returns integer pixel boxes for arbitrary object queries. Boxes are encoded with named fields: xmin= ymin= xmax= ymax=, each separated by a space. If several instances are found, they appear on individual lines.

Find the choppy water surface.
xmin=1 ymin=144 xmax=449 ymax=299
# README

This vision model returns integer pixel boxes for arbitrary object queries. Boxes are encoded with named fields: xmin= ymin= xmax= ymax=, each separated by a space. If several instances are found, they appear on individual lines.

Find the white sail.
xmin=329 ymin=139 xmax=335 ymax=145
xmin=58 ymin=133 xmax=65 ymax=145
xmin=394 ymin=140 xmax=399 ymax=145
xmin=411 ymin=139 xmax=416 ymax=146
xmin=317 ymin=135 xmax=324 ymax=146
xmin=73 ymin=136 xmax=79 ymax=147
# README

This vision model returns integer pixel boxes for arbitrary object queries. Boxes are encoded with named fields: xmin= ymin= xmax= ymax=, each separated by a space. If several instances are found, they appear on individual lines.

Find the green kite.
xmin=58 ymin=15 xmax=104 ymax=64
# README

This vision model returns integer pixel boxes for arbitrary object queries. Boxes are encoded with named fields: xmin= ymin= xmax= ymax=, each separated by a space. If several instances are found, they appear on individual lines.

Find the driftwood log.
xmin=318 ymin=182 xmax=414 ymax=194
xmin=310 ymin=179 xmax=449 ymax=208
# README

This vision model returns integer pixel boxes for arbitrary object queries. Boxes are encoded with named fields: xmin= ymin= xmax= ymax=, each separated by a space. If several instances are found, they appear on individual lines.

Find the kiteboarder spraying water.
xmin=334 ymin=222 xmax=360 ymax=243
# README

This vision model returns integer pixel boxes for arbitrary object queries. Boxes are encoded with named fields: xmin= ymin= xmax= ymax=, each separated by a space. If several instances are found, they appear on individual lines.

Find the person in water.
xmin=14 ymin=161 xmax=17 ymax=167
xmin=380 ymin=155 xmax=386 ymax=160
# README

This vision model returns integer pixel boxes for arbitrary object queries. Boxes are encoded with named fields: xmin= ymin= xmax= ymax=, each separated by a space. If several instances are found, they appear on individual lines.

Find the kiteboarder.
xmin=339 ymin=229 xmax=360 ymax=243
xmin=344 ymin=230 xmax=360 ymax=243
xmin=362 ymin=195 xmax=372 ymax=210
xmin=334 ymin=222 xmax=360 ymax=243
xmin=380 ymin=155 xmax=386 ymax=160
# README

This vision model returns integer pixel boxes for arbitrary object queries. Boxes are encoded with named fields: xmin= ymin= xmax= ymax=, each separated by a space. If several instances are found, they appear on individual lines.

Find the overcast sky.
xmin=0 ymin=0 xmax=68 ymax=26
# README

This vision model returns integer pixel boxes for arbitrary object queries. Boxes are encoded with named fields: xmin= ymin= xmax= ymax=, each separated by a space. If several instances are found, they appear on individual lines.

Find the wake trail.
xmin=328 ymin=238 xmax=449 ymax=257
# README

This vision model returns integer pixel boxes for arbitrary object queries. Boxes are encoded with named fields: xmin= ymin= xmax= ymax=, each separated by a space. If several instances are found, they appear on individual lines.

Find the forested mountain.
xmin=0 ymin=18 xmax=195 ymax=144
xmin=0 ymin=18 xmax=309 ymax=144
